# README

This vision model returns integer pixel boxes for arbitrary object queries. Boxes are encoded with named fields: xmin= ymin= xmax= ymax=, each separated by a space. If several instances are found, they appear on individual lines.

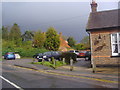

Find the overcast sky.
xmin=2 ymin=1 xmax=118 ymax=42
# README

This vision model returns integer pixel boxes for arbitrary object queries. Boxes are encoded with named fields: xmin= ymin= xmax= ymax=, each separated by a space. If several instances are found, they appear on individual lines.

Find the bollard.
xmin=42 ymin=58 xmax=44 ymax=63
xmin=92 ymin=58 xmax=96 ymax=73
xmin=70 ymin=58 xmax=73 ymax=71
xmin=63 ymin=58 xmax=65 ymax=64
xmin=52 ymin=57 xmax=56 ymax=69
xmin=32 ymin=58 xmax=35 ymax=64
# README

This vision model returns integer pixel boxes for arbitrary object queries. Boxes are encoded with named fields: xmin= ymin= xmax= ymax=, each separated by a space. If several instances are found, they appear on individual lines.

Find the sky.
xmin=2 ymin=1 xmax=118 ymax=43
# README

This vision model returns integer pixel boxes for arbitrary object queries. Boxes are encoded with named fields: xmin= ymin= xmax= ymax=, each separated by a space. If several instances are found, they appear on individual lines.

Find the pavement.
xmin=2 ymin=58 xmax=119 ymax=84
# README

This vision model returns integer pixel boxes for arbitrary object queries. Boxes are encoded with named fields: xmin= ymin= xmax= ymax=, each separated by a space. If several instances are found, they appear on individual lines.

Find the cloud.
xmin=2 ymin=0 xmax=119 ymax=2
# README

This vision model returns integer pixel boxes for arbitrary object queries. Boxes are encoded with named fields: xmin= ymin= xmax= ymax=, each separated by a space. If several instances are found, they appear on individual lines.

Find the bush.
xmin=2 ymin=47 xmax=48 ymax=57
xmin=61 ymin=52 xmax=77 ymax=64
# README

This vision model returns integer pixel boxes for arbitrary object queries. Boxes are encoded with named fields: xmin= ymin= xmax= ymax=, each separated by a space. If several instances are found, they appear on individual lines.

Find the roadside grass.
xmin=30 ymin=60 xmax=66 ymax=69
xmin=21 ymin=57 xmax=33 ymax=59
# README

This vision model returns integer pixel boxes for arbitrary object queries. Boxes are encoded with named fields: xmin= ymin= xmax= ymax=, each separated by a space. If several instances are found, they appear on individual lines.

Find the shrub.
xmin=2 ymin=47 xmax=48 ymax=57
xmin=60 ymin=52 xmax=77 ymax=64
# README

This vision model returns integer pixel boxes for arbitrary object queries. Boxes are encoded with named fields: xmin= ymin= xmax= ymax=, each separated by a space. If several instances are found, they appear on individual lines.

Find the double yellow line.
xmin=14 ymin=65 xmax=118 ymax=84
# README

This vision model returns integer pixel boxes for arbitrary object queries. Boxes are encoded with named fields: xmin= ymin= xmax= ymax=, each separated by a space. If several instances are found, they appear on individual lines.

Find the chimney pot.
xmin=91 ymin=0 xmax=98 ymax=12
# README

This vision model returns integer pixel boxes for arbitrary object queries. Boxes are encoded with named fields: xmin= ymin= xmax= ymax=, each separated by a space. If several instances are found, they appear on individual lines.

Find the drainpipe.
xmin=88 ymin=31 xmax=96 ymax=73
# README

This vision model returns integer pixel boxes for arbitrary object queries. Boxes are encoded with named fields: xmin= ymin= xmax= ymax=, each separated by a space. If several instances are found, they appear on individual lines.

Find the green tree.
xmin=67 ymin=37 xmax=76 ymax=47
xmin=80 ymin=36 xmax=90 ymax=49
xmin=75 ymin=43 xmax=86 ymax=50
xmin=2 ymin=26 xmax=9 ymax=40
xmin=22 ymin=30 xmax=34 ymax=41
xmin=44 ymin=27 xmax=60 ymax=51
xmin=33 ymin=30 xmax=46 ymax=48
xmin=9 ymin=23 xmax=22 ymax=46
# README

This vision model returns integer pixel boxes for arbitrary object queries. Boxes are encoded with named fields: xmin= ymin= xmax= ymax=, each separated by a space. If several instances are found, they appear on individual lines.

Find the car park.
xmin=4 ymin=52 xmax=15 ymax=60
xmin=33 ymin=51 xmax=62 ymax=62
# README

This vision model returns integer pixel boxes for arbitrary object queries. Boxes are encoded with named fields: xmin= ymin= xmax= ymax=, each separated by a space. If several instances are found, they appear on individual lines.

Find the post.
xmin=52 ymin=57 xmax=56 ymax=69
xmin=92 ymin=58 xmax=96 ymax=73
xmin=42 ymin=58 xmax=44 ymax=63
xmin=32 ymin=58 xmax=35 ymax=64
xmin=63 ymin=58 xmax=65 ymax=64
xmin=70 ymin=58 xmax=73 ymax=71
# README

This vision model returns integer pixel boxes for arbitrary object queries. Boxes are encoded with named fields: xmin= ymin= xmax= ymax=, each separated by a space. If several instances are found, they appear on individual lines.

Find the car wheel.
xmin=6 ymin=57 xmax=8 ymax=60
xmin=38 ymin=59 xmax=42 ymax=62
xmin=48 ymin=58 xmax=51 ymax=61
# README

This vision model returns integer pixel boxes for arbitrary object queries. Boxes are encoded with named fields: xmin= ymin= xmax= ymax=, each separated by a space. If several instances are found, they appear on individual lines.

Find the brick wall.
xmin=90 ymin=29 xmax=119 ymax=65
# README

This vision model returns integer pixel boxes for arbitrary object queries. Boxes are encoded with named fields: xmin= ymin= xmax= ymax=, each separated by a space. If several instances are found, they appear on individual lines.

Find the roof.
xmin=86 ymin=9 xmax=120 ymax=31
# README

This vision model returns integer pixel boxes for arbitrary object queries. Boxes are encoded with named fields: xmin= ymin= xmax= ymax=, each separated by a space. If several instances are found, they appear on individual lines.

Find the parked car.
xmin=14 ymin=52 xmax=21 ymax=59
xmin=69 ymin=50 xmax=79 ymax=57
xmin=33 ymin=51 xmax=62 ymax=62
xmin=33 ymin=53 xmax=43 ymax=59
xmin=78 ymin=51 xmax=87 ymax=58
xmin=4 ymin=52 xmax=15 ymax=60
xmin=85 ymin=51 xmax=91 ymax=61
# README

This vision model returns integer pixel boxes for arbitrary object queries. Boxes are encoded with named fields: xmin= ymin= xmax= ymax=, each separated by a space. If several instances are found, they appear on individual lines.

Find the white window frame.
xmin=111 ymin=32 xmax=120 ymax=56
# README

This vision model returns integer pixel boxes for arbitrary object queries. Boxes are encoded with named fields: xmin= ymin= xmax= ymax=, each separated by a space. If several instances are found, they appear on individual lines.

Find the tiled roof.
xmin=86 ymin=9 xmax=120 ymax=31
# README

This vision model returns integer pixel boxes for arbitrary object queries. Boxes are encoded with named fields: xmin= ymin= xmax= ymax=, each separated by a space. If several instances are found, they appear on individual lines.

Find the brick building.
xmin=86 ymin=1 xmax=120 ymax=67
xmin=59 ymin=32 xmax=71 ymax=51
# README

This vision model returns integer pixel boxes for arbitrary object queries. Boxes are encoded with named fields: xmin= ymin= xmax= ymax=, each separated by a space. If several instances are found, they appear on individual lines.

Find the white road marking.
xmin=0 ymin=75 xmax=24 ymax=90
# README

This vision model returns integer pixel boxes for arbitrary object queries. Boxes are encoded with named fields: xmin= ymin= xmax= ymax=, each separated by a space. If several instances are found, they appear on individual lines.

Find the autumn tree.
xmin=33 ymin=30 xmax=46 ymax=48
xmin=44 ymin=27 xmax=60 ymax=51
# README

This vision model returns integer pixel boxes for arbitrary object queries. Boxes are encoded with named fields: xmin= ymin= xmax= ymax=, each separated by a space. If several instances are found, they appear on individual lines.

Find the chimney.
xmin=91 ymin=0 xmax=98 ymax=12
xmin=59 ymin=32 xmax=62 ymax=37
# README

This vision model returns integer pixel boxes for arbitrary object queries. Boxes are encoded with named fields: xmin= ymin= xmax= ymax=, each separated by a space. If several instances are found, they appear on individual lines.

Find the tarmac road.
xmin=2 ymin=64 xmax=117 ymax=89
xmin=1 ymin=58 xmax=119 ymax=89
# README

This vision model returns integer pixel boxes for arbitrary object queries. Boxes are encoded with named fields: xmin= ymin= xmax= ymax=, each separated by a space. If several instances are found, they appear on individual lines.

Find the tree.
xmin=9 ymin=23 xmax=22 ymax=46
xmin=22 ymin=30 xmax=34 ymax=41
xmin=67 ymin=37 xmax=76 ymax=47
xmin=2 ymin=26 xmax=9 ymax=40
xmin=33 ymin=30 xmax=46 ymax=48
xmin=75 ymin=43 xmax=86 ymax=50
xmin=80 ymin=36 xmax=90 ymax=49
xmin=44 ymin=27 xmax=60 ymax=51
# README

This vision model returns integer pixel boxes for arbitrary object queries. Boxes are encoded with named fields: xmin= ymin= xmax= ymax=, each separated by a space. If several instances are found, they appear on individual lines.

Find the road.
xmin=2 ymin=64 xmax=118 ymax=89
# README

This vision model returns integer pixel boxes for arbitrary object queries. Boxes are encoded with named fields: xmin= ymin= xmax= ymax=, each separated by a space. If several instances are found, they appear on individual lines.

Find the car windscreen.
xmin=69 ymin=51 xmax=74 ymax=52
xmin=38 ymin=53 xmax=43 ymax=56
xmin=75 ymin=51 xmax=79 ymax=53
xmin=43 ymin=52 xmax=51 ymax=55
xmin=51 ymin=52 xmax=60 ymax=55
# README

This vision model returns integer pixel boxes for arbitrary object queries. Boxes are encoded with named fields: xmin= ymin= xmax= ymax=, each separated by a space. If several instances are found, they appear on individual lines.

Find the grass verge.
xmin=30 ymin=61 xmax=66 ymax=69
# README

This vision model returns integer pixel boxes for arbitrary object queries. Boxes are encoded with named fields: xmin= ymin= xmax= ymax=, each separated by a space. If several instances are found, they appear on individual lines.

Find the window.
xmin=111 ymin=32 xmax=120 ymax=56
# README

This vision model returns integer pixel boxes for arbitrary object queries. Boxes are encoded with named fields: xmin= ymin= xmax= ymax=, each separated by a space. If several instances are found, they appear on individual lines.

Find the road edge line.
xmin=0 ymin=75 xmax=24 ymax=90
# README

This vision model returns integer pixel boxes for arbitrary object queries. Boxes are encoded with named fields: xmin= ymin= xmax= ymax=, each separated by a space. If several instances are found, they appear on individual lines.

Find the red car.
xmin=78 ymin=51 xmax=87 ymax=58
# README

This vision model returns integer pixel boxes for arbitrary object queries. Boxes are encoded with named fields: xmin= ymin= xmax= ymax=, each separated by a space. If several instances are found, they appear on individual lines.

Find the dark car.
xmin=69 ymin=50 xmax=79 ymax=57
xmin=33 ymin=53 xmax=43 ymax=59
xmin=85 ymin=51 xmax=91 ymax=61
xmin=33 ymin=51 xmax=62 ymax=62
xmin=4 ymin=52 xmax=15 ymax=60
